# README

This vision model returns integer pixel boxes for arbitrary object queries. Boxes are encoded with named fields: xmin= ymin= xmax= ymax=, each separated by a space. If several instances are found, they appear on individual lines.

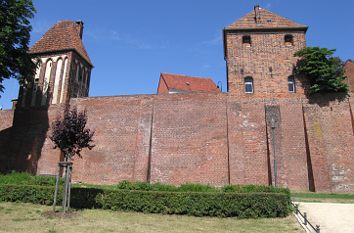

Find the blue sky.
xmin=1 ymin=0 xmax=354 ymax=109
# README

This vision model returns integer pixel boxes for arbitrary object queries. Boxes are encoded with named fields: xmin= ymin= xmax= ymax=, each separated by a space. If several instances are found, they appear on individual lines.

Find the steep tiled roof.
xmin=30 ymin=20 xmax=92 ymax=66
xmin=158 ymin=73 xmax=220 ymax=94
xmin=226 ymin=6 xmax=307 ymax=31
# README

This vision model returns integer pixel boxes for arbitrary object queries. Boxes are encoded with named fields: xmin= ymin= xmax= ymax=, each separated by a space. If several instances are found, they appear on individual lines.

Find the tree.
xmin=50 ymin=107 xmax=95 ymax=212
xmin=0 ymin=0 xmax=37 ymax=95
xmin=294 ymin=47 xmax=348 ymax=95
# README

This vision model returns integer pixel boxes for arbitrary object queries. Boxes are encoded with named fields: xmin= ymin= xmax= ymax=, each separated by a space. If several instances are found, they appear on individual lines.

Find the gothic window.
xmin=244 ymin=77 xmax=254 ymax=93
xmin=31 ymin=63 xmax=41 ymax=106
xmin=52 ymin=58 xmax=63 ymax=104
xmin=242 ymin=35 xmax=251 ymax=46
xmin=284 ymin=34 xmax=294 ymax=46
xmin=41 ymin=60 xmax=53 ymax=105
xmin=59 ymin=58 xmax=68 ymax=103
xmin=288 ymin=76 xmax=296 ymax=92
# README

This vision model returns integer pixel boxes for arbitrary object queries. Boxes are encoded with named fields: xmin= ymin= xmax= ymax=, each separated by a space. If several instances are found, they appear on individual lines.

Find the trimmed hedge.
xmin=0 ymin=184 xmax=62 ymax=205
xmin=0 ymin=184 xmax=291 ymax=218
xmin=0 ymin=172 xmax=63 ymax=186
xmin=96 ymin=190 xmax=291 ymax=218
xmin=0 ymin=173 xmax=290 ymax=195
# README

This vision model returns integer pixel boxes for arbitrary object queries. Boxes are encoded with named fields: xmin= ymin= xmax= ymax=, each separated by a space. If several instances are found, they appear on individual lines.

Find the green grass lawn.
xmin=291 ymin=192 xmax=354 ymax=203
xmin=0 ymin=202 xmax=303 ymax=233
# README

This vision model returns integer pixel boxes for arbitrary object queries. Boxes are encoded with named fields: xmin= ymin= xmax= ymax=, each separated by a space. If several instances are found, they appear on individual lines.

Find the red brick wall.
xmin=151 ymin=94 xmax=228 ymax=186
xmin=66 ymin=95 xmax=154 ymax=184
xmin=267 ymin=99 xmax=309 ymax=191
xmin=157 ymin=76 xmax=168 ymax=94
xmin=0 ymin=110 xmax=14 ymax=130
xmin=1 ymin=93 xmax=354 ymax=192
xmin=304 ymin=95 xmax=354 ymax=192
xmin=345 ymin=60 xmax=354 ymax=92
xmin=225 ymin=31 xmax=308 ymax=98
xmin=227 ymin=98 xmax=269 ymax=185
xmin=0 ymin=110 xmax=14 ymax=172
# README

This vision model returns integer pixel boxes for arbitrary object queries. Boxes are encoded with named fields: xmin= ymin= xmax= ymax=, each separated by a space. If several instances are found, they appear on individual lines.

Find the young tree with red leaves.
xmin=50 ymin=107 xmax=94 ymax=212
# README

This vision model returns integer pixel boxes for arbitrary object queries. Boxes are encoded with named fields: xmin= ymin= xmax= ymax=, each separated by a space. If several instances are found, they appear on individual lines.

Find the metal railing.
xmin=292 ymin=203 xmax=321 ymax=233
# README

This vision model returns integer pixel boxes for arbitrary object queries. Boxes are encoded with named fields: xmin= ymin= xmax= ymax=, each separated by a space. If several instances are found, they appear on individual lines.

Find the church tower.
xmin=19 ymin=20 xmax=93 ymax=108
xmin=223 ymin=5 xmax=308 ymax=98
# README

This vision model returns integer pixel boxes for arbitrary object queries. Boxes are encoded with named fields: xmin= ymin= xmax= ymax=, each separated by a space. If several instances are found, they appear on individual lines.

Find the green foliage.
xmin=0 ymin=172 xmax=63 ymax=186
xmin=0 ymin=0 xmax=37 ymax=95
xmin=0 ymin=183 xmax=291 ymax=218
xmin=222 ymin=184 xmax=290 ymax=195
xmin=96 ymin=190 xmax=291 ymax=218
xmin=0 ymin=184 xmax=62 ymax=205
xmin=294 ymin=47 xmax=348 ymax=94
xmin=0 ymin=173 xmax=292 ymax=218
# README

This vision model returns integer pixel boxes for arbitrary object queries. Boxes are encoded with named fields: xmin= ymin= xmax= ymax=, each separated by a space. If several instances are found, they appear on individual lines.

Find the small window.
xmin=288 ymin=76 xmax=296 ymax=93
xmin=284 ymin=34 xmax=294 ymax=46
xmin=244 ymin=77 xmax=254 ymax=93
xmin=242 ymin=35 xmax=251 ymax=46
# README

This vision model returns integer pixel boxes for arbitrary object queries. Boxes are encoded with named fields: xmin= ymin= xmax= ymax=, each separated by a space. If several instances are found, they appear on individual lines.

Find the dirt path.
xmin=297 ymin=202 xmax=354 ymax=233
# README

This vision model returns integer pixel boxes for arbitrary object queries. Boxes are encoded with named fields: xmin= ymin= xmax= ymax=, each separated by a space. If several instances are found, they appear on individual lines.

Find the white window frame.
xmin=244 ymin=77 xmax=254 ymax=93
xmin=288 ymin=76 xmax=296 ymax=93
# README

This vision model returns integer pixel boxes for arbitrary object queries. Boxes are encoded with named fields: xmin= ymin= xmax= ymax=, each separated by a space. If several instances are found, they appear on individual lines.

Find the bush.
xmin=0 ymin=172 xmax=63 ymax=186
xmin=0 ymin=184 xmax=62 ymax=205
xmin=96 ymin=190 xmax=291 ymax=218
xmin=0 ymin=173 xmax=291 ymax=218
xmin=0 ymin=184 xmax=291 ymax=218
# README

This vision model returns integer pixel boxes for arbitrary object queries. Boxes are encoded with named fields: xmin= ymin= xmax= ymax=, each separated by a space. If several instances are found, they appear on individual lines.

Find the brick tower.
xmin=223 ymin=5 xmax=308 ymax=98
xmin=18 ymin=20 xmax=93 ymax=108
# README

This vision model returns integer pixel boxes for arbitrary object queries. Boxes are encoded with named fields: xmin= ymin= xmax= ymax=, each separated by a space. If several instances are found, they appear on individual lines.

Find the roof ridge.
xmin=161 ymin=72 xmax=212 ymax=80
xmin=226 ymin=6 xmax=307 ymax=30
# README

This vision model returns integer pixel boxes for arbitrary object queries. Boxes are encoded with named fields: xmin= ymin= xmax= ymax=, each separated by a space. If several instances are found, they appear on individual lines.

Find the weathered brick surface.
xmin=1 ymin=94 xmax=354 ymax=192
xmin=304 ymin=95 xmax=354 ymax=192
xmin=345 ymin=60 xmax=354 ymax=92
xmin=225 ymin=31 xmax=307 ymax=98
xmin=65 ymin=95 xmax=154 ymax=184
xmin=227 ymin=98 xmax=269 ymax=185
xmin=150 ymin=94 xmax=228 ymax=186
xmin=0 ymin=110 xmax=14 ymax=130
xmin=265 ymin=99 xmax=309 ymax=191
xmin=0 ymin=110 xmax=14 ymax=171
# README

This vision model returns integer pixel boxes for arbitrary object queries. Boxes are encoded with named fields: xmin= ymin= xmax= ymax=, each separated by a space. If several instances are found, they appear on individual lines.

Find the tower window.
xmin=288 ymin=76 xmax=296 ymax=92
xmin=242 ymin=35 xmax=251 ymax=46
xmin=244 ymin=77 xmax=254 ymax=93
xmin=284 ymin=34 xmax=294 ymax=46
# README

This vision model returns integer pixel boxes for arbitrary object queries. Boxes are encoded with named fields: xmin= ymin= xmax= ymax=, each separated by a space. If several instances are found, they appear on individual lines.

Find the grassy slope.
xmin=0 ymin=202 xmax=303 ymax=233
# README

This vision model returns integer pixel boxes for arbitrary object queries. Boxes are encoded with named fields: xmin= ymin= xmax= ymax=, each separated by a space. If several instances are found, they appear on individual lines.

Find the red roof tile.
xmin=158 ymin=73 xmax=220 ymax=94
xmin=226 ymin=6 xmax=307 ymax=31
xmin=30 ymin=20 xmax=92 ymax=66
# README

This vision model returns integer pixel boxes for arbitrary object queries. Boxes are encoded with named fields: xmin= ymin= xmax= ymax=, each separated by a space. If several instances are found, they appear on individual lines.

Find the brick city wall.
xmin=0 ymin=93 xmax=353 ymax=192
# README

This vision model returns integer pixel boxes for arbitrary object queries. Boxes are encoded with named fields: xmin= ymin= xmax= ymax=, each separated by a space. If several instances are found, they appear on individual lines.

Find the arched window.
xmin=288 ymin=76 xmax=296 ymax=93
xmin=59 ymin=58 xmax=68 ymax=103
xmin=31 ymin=62 xmax=41 ymax=106
xmin=244 ymin=77 xmax=254 ymax=93
xmin=41 ymin=60 xmax=53 ymax=105
xmin=52 ymin=58 xmax=63 ymax=104
xmin=284 ymin=34 xmax=294 ymax=46
xmin=242 ymin=35 xmax=251 ymax=46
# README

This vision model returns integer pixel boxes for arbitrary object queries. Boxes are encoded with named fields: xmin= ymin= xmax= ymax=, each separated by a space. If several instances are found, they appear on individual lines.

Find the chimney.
xmin=254 ymin=5 xmax=261 ymax=24
xmin=75 ymin=21 xmax=84 ymax=39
